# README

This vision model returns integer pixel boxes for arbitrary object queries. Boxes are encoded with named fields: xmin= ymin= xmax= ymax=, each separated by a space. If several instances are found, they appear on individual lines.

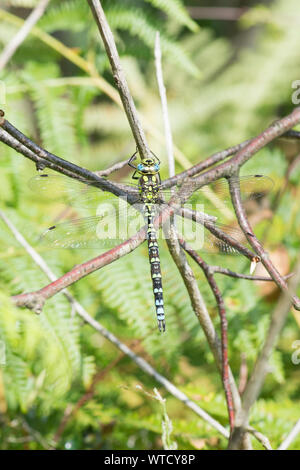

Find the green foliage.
xmin=0 ymin=0 xmax=300 ymax=451
xmin=144 ymin=0 xmax=198 ymax=32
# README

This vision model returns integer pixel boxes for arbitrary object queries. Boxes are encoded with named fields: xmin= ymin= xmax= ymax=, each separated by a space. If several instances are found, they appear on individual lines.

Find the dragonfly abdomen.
xmin=145 ymin=203 xmax=165 ymax=332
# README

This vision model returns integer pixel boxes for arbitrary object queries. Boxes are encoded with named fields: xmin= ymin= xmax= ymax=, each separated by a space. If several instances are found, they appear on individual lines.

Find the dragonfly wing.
xmin=40 ymin=203 xmax=147 ymax=249
xmin=29 ymin=174 xmax=103 ymax=207
xmin=175 ymin=212 xmax=252 ymax=256
xmin=186 ymin=175 xmax=274 ymax=207
xmin=202 ymin=223 xmax=249 ymax=256
xmin=29 ymin=174 xmax=142 ymax=208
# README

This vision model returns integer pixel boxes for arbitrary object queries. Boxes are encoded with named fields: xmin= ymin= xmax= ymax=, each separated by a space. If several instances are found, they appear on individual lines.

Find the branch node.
xmin=12 ymin=293 xmax=45 ymax=314
xmin=0 ymin=109 xmax=5 ymax=126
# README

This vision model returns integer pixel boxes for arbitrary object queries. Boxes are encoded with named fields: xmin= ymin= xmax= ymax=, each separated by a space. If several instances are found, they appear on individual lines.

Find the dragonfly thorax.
xmin=137 ymin=157 xmax=160 ymax=175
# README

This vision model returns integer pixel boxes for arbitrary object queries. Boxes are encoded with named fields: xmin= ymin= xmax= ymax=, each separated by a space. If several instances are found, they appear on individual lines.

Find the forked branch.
xmin=1 ymin=0 xmax=300 ymax=450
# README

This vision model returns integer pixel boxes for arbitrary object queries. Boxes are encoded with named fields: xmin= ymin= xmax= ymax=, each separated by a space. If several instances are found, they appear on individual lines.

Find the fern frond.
xmin=82 ymin=355 xmax=96 ymax=388
xmin=144 ymin=0 xmax=198 ymax=32
xmin=20 ymin=63 xmax=77 ymax=160
xmin=106 ymin=6 xmax=200 ymax=77
xmin=38 ymin=0 xmax=89 ymax=33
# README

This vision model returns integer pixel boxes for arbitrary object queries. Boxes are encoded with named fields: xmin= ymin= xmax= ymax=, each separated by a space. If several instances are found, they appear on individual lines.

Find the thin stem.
xmin=88 ymin=0 xmax=151 ymax=159
xmin=0 ymin=0 xmax=51 ymax=71
xmin=278 ymin=419 xmax=300 ymax=450
xmin=0 ymin=113 xmax=125 ymax=197
xmin=211 ymin=266 xmax=293 ymax=282
xmin=0 ymin=7 xmax=192 ymax=169
xmin=164 ymin=224 xmax=241 ymax=417
xmin=161 ymin=139 xmax=251 ymax=190
xmin=1 ymin=112 xmax=257 ymax=268
xmin=246 ymin=427 xmax=272 ymax=450
xmin=228 ymin=256 xmax=300 ymax=449
xmin=0 ymin=209 xmax=228 ymax=439
xmin=181 ymin=240 xmax=235 ymax=432
xmin=12 ymin=228 xmax=147 ymax=312
xmin=155 ymin=32 xmax=175 ymax=178
xmin=228 ymin=173 xmax=300 ymax=310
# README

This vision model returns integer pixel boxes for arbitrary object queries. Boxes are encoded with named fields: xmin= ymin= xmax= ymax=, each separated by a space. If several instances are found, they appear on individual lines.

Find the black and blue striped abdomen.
xmin=139 ymin=173 xmax=165 ymax=332
xmin=145 ymin=203 xmax=165 ymax=332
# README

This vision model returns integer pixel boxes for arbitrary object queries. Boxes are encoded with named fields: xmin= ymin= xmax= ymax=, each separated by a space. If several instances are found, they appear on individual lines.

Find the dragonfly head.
xmin=137 ymin=157 xmax=160 ymax=175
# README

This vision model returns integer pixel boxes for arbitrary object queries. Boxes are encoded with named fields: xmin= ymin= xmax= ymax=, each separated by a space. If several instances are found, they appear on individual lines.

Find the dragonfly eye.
xmin=154 ymin=163 xmax=160 ymax=171
xmin=137 ymin=163 xmax=144 ymax=171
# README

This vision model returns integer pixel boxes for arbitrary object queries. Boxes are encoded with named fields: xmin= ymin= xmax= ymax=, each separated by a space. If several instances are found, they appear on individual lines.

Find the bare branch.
xmin=95 ymin=158 xmax=132 ymax=177
xmin=228 ymin=255 xmax=300 ymax=449
xmin=181 ymin=239 xmax=235 ymax=431
xmin=246 ymin=427 xmax=273 ymax=450
xmin=164 ymin=224 xmax=242 ymax=419
xmin=0 ymin=209 xmax=229 ymax=439
xmin=87 ymin=0 xmax=151 ymax=159
xmin=161 ymin=122 xmax=300 ymax=192
xmin=278 ymin=419 xmax=300 ymax=450
xmin=11 ymin=191 xmax=183 ymax=311
xmin=0 ymin=112 xmax=126 ymax=198
xmin=161 ymin=139 xmax=251 ymax=190
xmin=228 ymin=174 xmax=300 ymax=310
xmin=162 ymin=107 xmax=300 ymax=197
xmin=12 ymin=227 xmax=147 ymax=312
xmin=210 ymin=266 xmax=293 ymax=282
xmin=0 ymin=0 xmax=51 ymax=71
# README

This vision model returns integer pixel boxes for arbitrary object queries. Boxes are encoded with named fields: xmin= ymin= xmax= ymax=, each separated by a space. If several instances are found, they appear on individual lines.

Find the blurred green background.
xmin=0 ymin=0 xmax=299 ymax=450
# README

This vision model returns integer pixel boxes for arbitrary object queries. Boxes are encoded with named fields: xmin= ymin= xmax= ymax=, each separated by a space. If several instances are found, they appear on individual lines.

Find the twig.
xmin=1 ymin=3 xmax=300 ymax=448
xmin=180 ymin=240 xmax=235 ymax=431
xmin=164 ymin=224 xmax=241 ymax=416
xmin=228 ymin=255 xmax=300 ymax=449
xmin=189 ymin=211 xmax=258 ymax=262
xmin=266 ymin=153 xmax=300 ymax=236
xmin=88 ymin=0 xmax=151 ymax=159
xmin=161 ymin=126 xmax=300 ymax=191
xmin=0 ymin=209 xmax=229 ymax=439
xmin=11 ymin=184 xmax=186 ymax=311
xmin=1 ymin=116 xmax=259 ymax=313
xmin=2 ymin=111 xmax=251 ymax=265
xmin=281 ymin=129 xmax=300 ymax=140
xmin=155 ymin=32 xmax=175 ymax=178
xmin=53 ymin=353 xmax=125 ymax=443
xmin=278 ymin=419 xmax=300 ymax=450
xmin=246 ymin=426 xmax=273 ymax=450
xmin=95 ymin=158 xmax=132 ymax=177
xmin=0 ymin=0 xmax=51 ymax=72
xmin=0 ymin=6 xmax=191 ymax=169
xmin=12 ymin=227 xmax=147 ymax=312
xmin=161 ymin=140 xmax=251 ymax=190
xmin=228 ymin=173 xmax=300 ymax=310
xmin=211 ymin=266 xmax=294 ymax=282
xmin=166 ymin=107 xmax=300 ymax=201
xmin=238 ymin=353 xmax=248 ymax=395
xmin=0 ymin=112 xmax=126 ymax=198
xmin=153 ymin=35 xmax=235 ymax=434
xmin=21 ymin=417 xmax=55 ymax=450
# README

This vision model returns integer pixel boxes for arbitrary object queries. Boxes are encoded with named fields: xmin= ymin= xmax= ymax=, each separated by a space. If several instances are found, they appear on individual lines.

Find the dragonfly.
xmin=29 ymin=152 xmax=274 ymax=332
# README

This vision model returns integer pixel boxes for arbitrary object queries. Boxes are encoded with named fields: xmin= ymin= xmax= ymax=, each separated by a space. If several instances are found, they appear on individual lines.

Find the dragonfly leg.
xmin=128 ymin=150 xmax=138 ymax=169
xmin=131 ymin=171 xmax=139 ymax=180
